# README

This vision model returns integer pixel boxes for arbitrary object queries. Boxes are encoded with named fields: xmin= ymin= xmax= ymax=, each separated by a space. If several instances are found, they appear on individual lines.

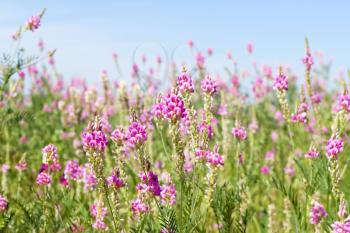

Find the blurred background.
xmin=0 ymin=0 xmax=349 ymax=83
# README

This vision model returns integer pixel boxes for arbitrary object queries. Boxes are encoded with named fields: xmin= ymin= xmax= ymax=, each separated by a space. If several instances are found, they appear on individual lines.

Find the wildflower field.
xmin=1 ymin=9 xmax=350 ymax=233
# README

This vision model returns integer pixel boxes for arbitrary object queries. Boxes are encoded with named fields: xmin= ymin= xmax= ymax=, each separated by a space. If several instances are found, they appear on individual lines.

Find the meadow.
xmin=1 ymin=10 xmax=350 ymax=233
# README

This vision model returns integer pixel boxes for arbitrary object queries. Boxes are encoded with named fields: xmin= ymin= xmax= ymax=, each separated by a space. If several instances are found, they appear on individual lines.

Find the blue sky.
xmin=0 ymin=1 xmax=349 ymax=83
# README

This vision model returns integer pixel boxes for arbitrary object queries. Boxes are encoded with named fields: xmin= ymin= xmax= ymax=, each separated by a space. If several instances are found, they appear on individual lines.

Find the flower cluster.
xmin=232 ymin=126 xmax=248 ymax=141
xmin=36 ymin=172 xmax=51 ymax=185
xmin=291 ymin=102 xmax=308 ymax=124
xmin=177 ymin=71 xmax=194 ymax=94
xmin=331 ymin=218 xmax=350 ymax=233
xmin=326 ymin=136 xmax=344 ymax=159
xmin=26 ymin=15 xmax=41 ymax=31
xmin=81 ymin=129 xmax=108 ymax=152
xmin=160 ymin=184 xmax=176 ymax=206
xmin=110 ymin=128 xmax=126 ymax=146
xmin=90 ymin=200 xmax=108 ymax=231
xmin=126 ymin=122 xmax=147 ymax=148
xmin=302 ymin=54 xmax=314 ymax=71
xmin=106 ymin=170 xmax=125 ymax=189
xmin=201 ymin=75 xmax=217 ymax=95
xmin=309 ymin=201 xmax=327 ymax=225
xmin=304 ymin=147 xmax=319 ymax=158
xmin=161 ymin=94 xmax=186 ymax=121
xmin=195 ymin=148 xmax=224 ymax=167
xmin=273 ymin=73 xmax=288 ymax=92
xmin=338 ymin=93 xmax=350 ymax=112
xmin=0 ymin=195 xmax=8 ymax=212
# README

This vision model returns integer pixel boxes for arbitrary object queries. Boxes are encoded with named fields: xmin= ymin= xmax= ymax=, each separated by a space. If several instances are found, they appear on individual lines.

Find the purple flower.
xmin=138 ymin=171 xmax=161 ymax=196
xmin=106 ymin=171 xmax=125 ymax=189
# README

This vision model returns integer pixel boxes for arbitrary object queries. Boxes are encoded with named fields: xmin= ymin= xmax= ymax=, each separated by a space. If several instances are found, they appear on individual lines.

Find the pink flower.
xmin=26 ymin=15 xmax=41 ymax=31
xmin=111 ymin=128 xmax=126 ymax=145
xmin=305 ymin=148 xmax=319 ymax=158
xmin=326 ymin=136 xmax=344 ymax=159
xmin=247 ymin=42 xmax=253 ymax=55
xmin=90 ymin=201 xmax=108 ymax=231
xmin=260 ymin=165 xmax=270 ymax=174
xmin=42 ymin=144 xmax=58 ymax=164
xmin=106 ymin=171 xmax=125 ymax=189
xmin=265 ymin=151 xmax=275 ymax=161
xmin=310 ymin=201 xmax=327 ymax=225
xmin=177 ymin=71 xmax=194 ymax=94
xmin=81 ymin=130 xmax=108 ymax=152
xmin=0 ymin=195 xmax=8 ymax=212
xmin=331 ymin=219 xmax=350 ymax=233
xmin=196 ymin=52 xmax=205 ymax=68
xmin=338 ymin=93 xmax=350 ymax=112
xmin=284 ymin=166 xmax=295 ymax=177
xmin=18 ymin=71 xmax=26 ymax=79
xmin=160 ymin=184 xmax=176 ymax=206
xmin=207 ymin=48 xmax=213 ymax=56
xmin=291 ymin=102 xmax=309 ymax=124
xmin=36 ymin=172 xmax=51 ymax=185
xmin=162 ymin=94 xmax=186 ymax=121
xmin=15 ymin=161 xmax=27 ymax=171
xmin=201 ymin=75 xmax=217 ymax=95
xmin=205 ymin=150 xmax=224 ymax=167
xmin=131 ymin=198 xmax=149 ymax=216
xmin=232 ymin=127 xmax=247 ymax=141
xmin=1 ymin=164 xmax=9 ymax=173
xmin=126 ymin=122 xmax=147 ymax=148
xmin=188 ymin=39 xmax=194 ymax=48
xmin=302 ymin=54 xmax=314 ymax=71
xmin=64 ymin=160 xmax=80 ymax=180
xmin=311 ymin=93 xmax=322 ymax=104
xmin=273 ymin=73 xmax=288 ymax=92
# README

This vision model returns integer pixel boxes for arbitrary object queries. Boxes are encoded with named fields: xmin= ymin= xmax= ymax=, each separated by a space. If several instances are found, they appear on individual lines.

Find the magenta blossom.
xmin=81 ymin=130 xmax=108 ymax=152
xmin=36 ymin=172 xmax=51 ymax=186
xmin=338 ymin=93 xmax=350 ymax=112
xmin=232 ymin=127 xmax=248 ymax=141
xmin=201 ymin=75 xmax=217 ymax=95
xmin=310 ymin=201 xmax=327 ymax=225
xmin=162 ymin=94 xmax=186 ymax=121
xmin=177 ymin=71 xmax=194 ymax=94
xmin=126 ymin=122 xmax=147 ymax=148
xmin=326 ymin=136 xmax=344 ymax=159
xmin=0 ymin=195 xmax=8 ymax=212
xmin=26 ymin=15 xmax=41 ymax=31
xmin=273 ymin=73 xmax=288 ymax=92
